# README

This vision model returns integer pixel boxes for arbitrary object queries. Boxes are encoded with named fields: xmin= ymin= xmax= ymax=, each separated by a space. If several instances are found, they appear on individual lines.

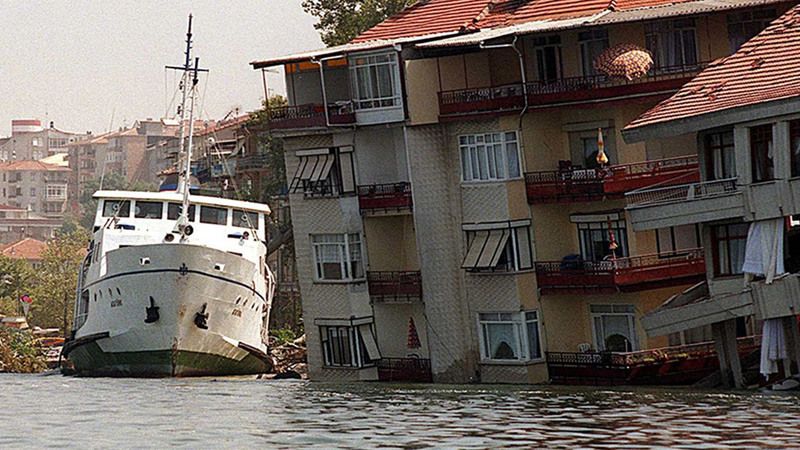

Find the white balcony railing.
xmin=625 ymin=178 xmax=739 ymax=207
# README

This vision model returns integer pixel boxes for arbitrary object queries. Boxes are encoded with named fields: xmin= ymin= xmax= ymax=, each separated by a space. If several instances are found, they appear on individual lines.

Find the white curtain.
xmin=742 ymin=219 xmax=785 ymax=284
xmin=760 ymin=318 xmax=787 ymax=377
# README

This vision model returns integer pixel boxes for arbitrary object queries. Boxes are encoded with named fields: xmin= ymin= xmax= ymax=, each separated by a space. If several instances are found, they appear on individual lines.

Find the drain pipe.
xmin=478 ymin=35 xmax=529 ymax=178
xmin=311 ymin=55 xmax=353 ymax=128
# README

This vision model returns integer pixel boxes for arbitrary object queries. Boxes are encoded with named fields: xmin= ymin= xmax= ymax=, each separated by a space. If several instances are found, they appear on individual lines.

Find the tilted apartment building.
xmin=624 ymin=3 xmax=800 ymax=388
xmin=252 ymin=0 xmax=797 ymax=383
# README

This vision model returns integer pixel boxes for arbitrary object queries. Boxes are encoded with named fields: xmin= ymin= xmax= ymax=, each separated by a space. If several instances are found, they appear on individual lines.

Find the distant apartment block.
xmin=0 ymin=119 xmax=89 ymax=162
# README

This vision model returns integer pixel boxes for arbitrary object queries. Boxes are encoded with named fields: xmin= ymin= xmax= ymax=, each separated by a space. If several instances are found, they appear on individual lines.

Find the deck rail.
xmin=625 ymin=177 xmax=739 ymax=207
xmin=357 ymin=182 xmax=413 ymax=212
xmin=367 ymin=271 xmax=422 ymax=302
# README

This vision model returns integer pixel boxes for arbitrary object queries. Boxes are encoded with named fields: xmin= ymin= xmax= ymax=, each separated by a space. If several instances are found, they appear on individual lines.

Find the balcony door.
xmin=704 ymin=130 xmax=736 ymax=180
xmin=575 ymin=216 xmax=629 ymax=261
xmin=645 ymin=19 xmax=698 ymax=71
xmin=591 ymin=304 xmax=638 ymax=352
xmin=533 ymin=35 xmax=563 ymax=83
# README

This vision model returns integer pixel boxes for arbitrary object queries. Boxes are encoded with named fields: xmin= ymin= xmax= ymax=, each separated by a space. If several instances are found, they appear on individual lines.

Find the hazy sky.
xmin=0 ymin=1 xmax=323 ymax=136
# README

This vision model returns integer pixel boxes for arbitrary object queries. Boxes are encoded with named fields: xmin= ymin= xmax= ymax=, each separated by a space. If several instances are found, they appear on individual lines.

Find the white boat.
xmin=62 ymin=16 xmax=275 ymax=377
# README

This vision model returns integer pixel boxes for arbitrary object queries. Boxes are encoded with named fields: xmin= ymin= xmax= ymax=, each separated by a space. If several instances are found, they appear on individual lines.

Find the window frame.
xmin=199 ymin=205 xmax=229 ymax=225
xmin=704 ymin=130 xmax=736 ymax=180
xmin=133 ymin=201 xmax=164 ymax=219
xmin=463 ymin=224 xmax=533 ymax=273
xmin=349 ymin=52 xmax=402 ymax=111
xmin=711 ymin=223 xmax=749 ymax=276
xmin=750 ymin=124 xmax=774 ymax=183
xmin=319 ymin=322 xmax=378 ymax=368
xmin=645 ymin=19 xmax=699 ymax=71
xmin=289 ymin=147 xmax=356 ymax=198
xmin=727 ymin=8 xmax=777 ymax=52
xmin=533 ymin=35 xmax=563 ymax=82
xmin=578 ymin=29 xmax=609 ymax=77
xmin=477 ymin=311 xmax=543 ymax=363
xmin=311 ymin=233 xmax=365 ymax=282
xmin=590 ymin=304 xmax=638 ymax=352
xmin=458 ymin=131 xmax=522 ymax=183
xmin=577 ymin=219 xmax=629 ymax=261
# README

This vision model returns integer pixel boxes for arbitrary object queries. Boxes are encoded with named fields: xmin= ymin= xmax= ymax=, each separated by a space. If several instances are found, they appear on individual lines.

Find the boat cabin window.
xmin=134 ymin=201 xmax=164 ymax=219
xmin=167 ymin=203 xmax=195 ymax=221
xmin=102 ymin=200 xmax=131 ymax=218
xmin=232 ymin=209 xmax=259 ymax=229
xmin=200 ymin=206 xmax=228 ymax=225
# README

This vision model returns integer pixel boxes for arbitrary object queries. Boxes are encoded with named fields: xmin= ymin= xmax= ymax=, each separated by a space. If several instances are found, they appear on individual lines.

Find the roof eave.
xmin=623 ymin=95 xmax=800 ymax=144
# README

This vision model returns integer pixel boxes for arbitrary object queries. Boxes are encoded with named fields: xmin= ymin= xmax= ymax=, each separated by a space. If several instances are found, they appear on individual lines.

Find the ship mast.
xmin=167 ymin=14 xmax=207 ymax=238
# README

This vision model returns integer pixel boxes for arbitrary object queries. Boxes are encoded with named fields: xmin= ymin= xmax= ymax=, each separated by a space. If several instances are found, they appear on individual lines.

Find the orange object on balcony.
xmin=358 ymin=182 xmax=412 ymax=214
xmin=367 ymin=271 xmax=422 ymax=303
xmin=603 ymin=155 xmax=700 ymax=194
xmin=535 ymin=248 xmax=705 ymax=295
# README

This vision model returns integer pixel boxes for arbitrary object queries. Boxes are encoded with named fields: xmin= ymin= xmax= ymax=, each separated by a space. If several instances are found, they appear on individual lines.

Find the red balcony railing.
xmin=546 ymin=335 xmax=760 ymax=386
xmin=535 ymin=248 xmax=705 ymax=295
xmin=377 ymin=357 xmax=432 ymax=382
xmin=526 ymin=156 xmax=700 ymax=204
xmin=268 ymin=102 xmax=355 ymax=130
xmin=357 ymin=182 xmax=412 ymax=214
xmin=525 ymin=167 xmax=608 ymax=203
xmin=534 ymin=260 xmax=617 ymax=295
xmin=613 ymin=248 xmax=706 ymax=290
xmin=603 ymin=155 xmax=699 ymax=194
xmin=438 ymin=63 xmax=707 ymax=118
xmin=367 ymin=271 xmax=422 ymax=303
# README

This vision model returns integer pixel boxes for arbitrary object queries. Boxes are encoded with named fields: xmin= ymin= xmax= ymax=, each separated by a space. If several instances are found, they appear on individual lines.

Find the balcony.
xmin=525 ymin=166 xmax=608 ymax=204
xmin=525 ymin=156 xmax=700 ymax=204
xmin=546 ymin=335 xmax=760 ymax=386
xmin=235 ymin=154 xmax=269 ymax=172
xmin=357 ymin=182 xmax=412 ymax=215
xmin=377 ymin=357 xmax=432 ymax=382
xmin=751 ymin=273 xmax=800 ymax=321
xmin=367 ymin=271 xmax=422 ymax=303
xmin=268 ymin=102 xmax=355 ymax=130
xmin=625 ymin=178 xmax=745 ymax=231
xmin=534 ymin=249 xmax=705 ymax=295
xmin=603 ymin=156 xmax=699 ymax=194
xmin=438 ymin=63 xmax=707 ymax=119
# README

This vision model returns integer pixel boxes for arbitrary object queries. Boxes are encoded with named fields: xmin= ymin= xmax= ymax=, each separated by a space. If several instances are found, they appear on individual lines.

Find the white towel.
xmin=743 ymin=219 xmax=785 ymax=284
xmin=760 ymin=318 xmax=787 ymax=377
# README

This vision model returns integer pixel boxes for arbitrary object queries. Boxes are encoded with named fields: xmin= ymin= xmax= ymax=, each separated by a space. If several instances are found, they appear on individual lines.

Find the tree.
xmin=29 ymin=228 xmax=90 ymax=332
xmin=247 ymin=95 xmax=289 ymax=200
xmin=302 ymin=0 xmax=416 ymax=46
xmin=0 ymin=256 xmax=35 ymax=317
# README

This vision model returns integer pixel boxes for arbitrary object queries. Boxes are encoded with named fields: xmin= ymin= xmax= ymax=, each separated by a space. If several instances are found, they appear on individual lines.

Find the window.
xmin=645 ymin=19 xmax=698 ymax=70
xmin=656 ymin=225 xmax=700 ymax=254
xmin=533 ymin=35 xmax=563 ymax=82
xmin=478 ymin=311 xmax=542 ymax=362
xmin=134 ymin=201 xmax=164 ymax=219
xmin=46 ymin=185 xmax=66 ymax=200
xmin=579 ymin=29 xmax=609 ymax=76
xmin=704 ymin=130 xmax=736 ymax=180
xmin=289 ymin=147 xmax=356 ymax=198
xmin=31 ymin=138 xmax=41 ymax=147
xmin=591 ymin=304 xmax=637 ymax=352
xmin=167 ymin=203 xmax=195 ymax=221
xmin=712 ymin=223 xmax=749 ymax=276
xmin=232 ymin=209 xmax=259 ymax=229
xmin=791 ymin=121 xmax=800 ymax=177
xmin=459 ymin=132 xmax=521 ymax=182
xmin=311 ymin=233 xmax=364 ymax=281
xmin=349 ymin=52 xmax=401 ymax=110
xmin=727 ymin=8 xmax=777 ymax=52
xmin=102 ymin=199 xmax=130 ymax=217
xmin=29 ymin=188 xmax=36 ymax=197
xmin=319 ymin=322 xmax=379 ymax=367
xmin=200 ymin=206 xmax=228 ymax=225
xmin=750 ymin=124 xmax=774 ymax=182
xmin=462 ymin=223 xmax=533 ymax=272
xmin=576 ymin=217 xmax=628 ymax=261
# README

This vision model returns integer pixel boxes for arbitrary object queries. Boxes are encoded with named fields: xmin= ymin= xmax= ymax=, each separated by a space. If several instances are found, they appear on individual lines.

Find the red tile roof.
xmin=353 ymin=0 xmax=492 ymax=43
xmin=626 ymin=4 xmax=800 ymax=132
xmin=0 ymin=238 xmax=47 ymax=261
xmin=0 ymin=160 xmax=70 ymax=172
xmin=352 ymin=0 xmax=717 ymax=43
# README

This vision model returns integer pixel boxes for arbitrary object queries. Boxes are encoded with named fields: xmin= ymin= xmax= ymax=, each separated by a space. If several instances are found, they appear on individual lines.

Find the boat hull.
xmin=67 ymin=244 xmax=271 ymax=377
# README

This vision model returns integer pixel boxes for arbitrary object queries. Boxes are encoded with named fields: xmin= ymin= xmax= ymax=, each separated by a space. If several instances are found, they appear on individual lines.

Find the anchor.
xmin=145 ymin=296 xmax=160 ymax=323
xmin=194 ymin=303 xmax=209 ymax=329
